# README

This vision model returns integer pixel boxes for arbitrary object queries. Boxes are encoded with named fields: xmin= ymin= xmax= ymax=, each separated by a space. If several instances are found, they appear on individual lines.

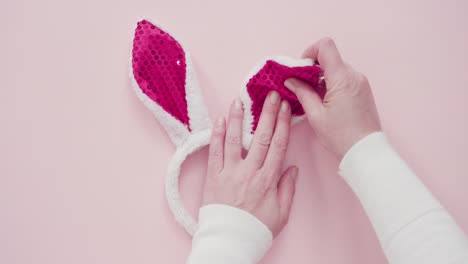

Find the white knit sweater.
xmin=186 ymin=132 xmax=468 ymax=264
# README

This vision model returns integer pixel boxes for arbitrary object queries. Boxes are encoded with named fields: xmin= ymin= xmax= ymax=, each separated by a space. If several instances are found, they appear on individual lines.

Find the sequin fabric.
xmin=246 ymin=60 xmax=324 ymax=132
xmin=132 ymin=20 xmax=191 ymax=130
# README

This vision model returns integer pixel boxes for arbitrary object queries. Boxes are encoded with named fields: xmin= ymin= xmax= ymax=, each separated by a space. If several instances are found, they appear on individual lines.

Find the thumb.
xmin=284 ymin=78 xmax=324 ymax=120
xmin=277 ymin=166 xmax=298 ymax=226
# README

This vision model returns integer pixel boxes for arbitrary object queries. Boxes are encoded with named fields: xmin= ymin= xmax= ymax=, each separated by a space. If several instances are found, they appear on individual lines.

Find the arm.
xmin=340 ymin=132 xmax=468 ymax=264
xmin=187 ymin=95 xmax=298 ymax=264
xmin=285 ymin=38 xmax=468 ymax=264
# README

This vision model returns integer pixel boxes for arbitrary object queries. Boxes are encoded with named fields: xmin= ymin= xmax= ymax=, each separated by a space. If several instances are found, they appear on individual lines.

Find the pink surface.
xmin=1 ymin=0 xmax=467 ymax=263
xmin=246 ymin=60 xmax=323 ymax=132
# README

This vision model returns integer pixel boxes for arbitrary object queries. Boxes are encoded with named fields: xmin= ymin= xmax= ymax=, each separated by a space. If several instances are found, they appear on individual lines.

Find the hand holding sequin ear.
xmin=239 ymin=57 xmax=325 ymax=149
xmin=203 ymin=93 xmax=298 ymax=237
xmin=284 ymin=38 xmax=381 ymax=159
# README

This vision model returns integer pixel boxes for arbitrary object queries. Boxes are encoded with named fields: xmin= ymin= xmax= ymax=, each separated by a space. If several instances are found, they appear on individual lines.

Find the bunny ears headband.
xmin=130 ymin=19 xmax=324 ymax=235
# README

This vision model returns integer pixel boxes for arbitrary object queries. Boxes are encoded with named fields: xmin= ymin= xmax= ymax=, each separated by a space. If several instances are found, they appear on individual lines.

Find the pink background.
xmin=1 ymin=0 xmax=467 ymax=263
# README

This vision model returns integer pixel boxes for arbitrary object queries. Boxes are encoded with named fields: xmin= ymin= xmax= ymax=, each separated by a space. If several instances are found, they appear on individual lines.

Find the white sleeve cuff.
xmin=187 ymin=204 xmax=273 ymax=264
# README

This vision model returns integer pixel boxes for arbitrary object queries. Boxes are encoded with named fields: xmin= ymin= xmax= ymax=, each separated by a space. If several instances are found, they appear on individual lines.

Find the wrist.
xmin=339 ymin=131 xmax=384 ymax=165
xmin=335 ymin=129 xmax=382 ymax=160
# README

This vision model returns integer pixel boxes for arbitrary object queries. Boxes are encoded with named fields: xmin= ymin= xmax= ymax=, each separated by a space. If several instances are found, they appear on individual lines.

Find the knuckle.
xmin=273 ymin=136 xmax=288 ymax=150
xmin=263 ymin=183 xmax=275 ymax=194
xmin=322 ymin=37 xmax=336 ymax=48
xmin=294 ymin=88 xmax=308 ymax=103
xmin=225 ymin=135 xmax=241 ymax=145
xmin=250 ymin=154 xmax=265 ymax=166
xmin=346 ymin=72 xmax=369 ymax=96
xmin=209 ymin=144 xmax=223 ymax=157
xmin=357 ymin=73 xmax=369 ymax=85
xmin=257 ymin=132 xmax=272 ymax=146
xmin=278 ymin=110 xmax=291 ymax=121
xmin=229 ymin=110 xmax=243 ymax=119
xmin=211 ymin=124 xmax=225 ymax=137
xmin=342 ymin=66 xmax=356 ymax=79
xmin=262 ymin=101 xmax=278 ymax=114
xmin=262 ymin=106 xmax=276 ymax=115
xmin=211 ymin=128 xmax=224 ymax=137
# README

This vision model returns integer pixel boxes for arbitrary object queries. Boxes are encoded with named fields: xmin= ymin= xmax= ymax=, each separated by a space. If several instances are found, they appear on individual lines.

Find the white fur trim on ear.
xmin=185 ymin=52 xmax=212 ymax=133
xmin=240 ymin=56 xmax=314 ymax=149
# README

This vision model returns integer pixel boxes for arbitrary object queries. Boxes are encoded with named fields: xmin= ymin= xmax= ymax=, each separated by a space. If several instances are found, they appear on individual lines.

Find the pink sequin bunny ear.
xmin=240 ymin=57 xmax=324 ymax=148
xmin=131 ymin=19 xmax=212 ymax=235
xmin=131 ymin=19 xmax=211 ymax=145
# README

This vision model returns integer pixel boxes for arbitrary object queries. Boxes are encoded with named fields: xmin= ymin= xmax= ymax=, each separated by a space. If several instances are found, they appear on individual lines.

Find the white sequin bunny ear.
xmin=131 ymin=19 xmax=212 ymax=235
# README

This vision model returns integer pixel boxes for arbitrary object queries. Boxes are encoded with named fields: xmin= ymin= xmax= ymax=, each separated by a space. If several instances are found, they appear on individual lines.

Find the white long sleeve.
xmin=187 ymin=132 xmax=468 ymax=264
xmin=339 ymin=132 xmax=468 ymax=264
xmin=186 ymin=204 xmax=272 ymax=264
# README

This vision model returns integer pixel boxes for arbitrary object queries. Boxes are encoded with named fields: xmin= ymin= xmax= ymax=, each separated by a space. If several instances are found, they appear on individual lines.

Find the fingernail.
xmin=281 ymin=100 xmax=290 ymax=113
xmin=291 ymin=167 xmax=299 ymax=181
xmin=269 ymin=91 xmax=279 ymax=104
xmin=216 ymin=116 xmax=224 ymax=126
xmin=234 ymin=98 xmax=243 ymax=109
xmin=284 ymin=79 xmax=296 ymax=92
